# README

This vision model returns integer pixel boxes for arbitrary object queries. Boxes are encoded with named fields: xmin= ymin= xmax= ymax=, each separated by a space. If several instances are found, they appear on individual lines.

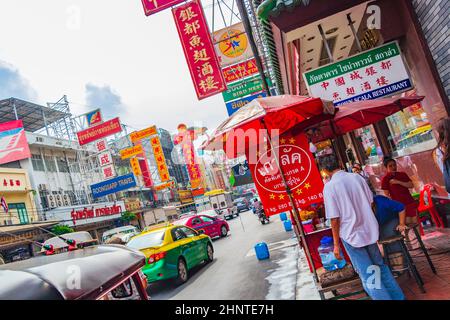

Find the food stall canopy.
xmin=201 ymin=95 xmax=335 ymax=158
xmin=306 ymin=96 xmax=425 ymax=142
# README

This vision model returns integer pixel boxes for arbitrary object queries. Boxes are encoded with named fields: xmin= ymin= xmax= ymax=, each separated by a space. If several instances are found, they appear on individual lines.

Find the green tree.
xmin=51 ymin=225 xmax=75 ymax=235
xmin=121 ymin=211 xmax=137 ymax=223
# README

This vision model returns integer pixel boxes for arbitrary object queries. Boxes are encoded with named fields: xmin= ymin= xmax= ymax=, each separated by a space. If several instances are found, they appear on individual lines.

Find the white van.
xmin=101 ymin=225 xmax=140 ymax=244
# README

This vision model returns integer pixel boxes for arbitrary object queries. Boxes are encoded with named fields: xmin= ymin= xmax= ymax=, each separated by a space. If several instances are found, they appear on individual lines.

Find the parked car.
xmin=233 ymin=197 xmax=250 ymax=213
xmin=173 ymin=214 xmax=229 ymax=238
xmin=205 ymin=189 xmax=238 ymax=220
xmin=197 ymin=209 xmax=221 ymax=219
xmin=101 ymin=225 xmax=140 ymax=244
xmin=0 ymin=245 xmax=149 ymax=300
xmin=126 ymin=224 xmax=214 ymax=284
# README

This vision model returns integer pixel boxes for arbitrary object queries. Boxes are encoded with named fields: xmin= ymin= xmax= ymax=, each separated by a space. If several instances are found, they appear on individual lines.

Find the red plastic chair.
xmin=417 ymin=184 xmax=445 ymax=235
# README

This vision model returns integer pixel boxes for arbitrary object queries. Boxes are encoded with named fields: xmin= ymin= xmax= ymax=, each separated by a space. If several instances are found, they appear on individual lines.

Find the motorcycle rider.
xmin=253 ymin=198 xmax=262 ymax=213
xmin=253 ymin=198 xmax=269 ymax=224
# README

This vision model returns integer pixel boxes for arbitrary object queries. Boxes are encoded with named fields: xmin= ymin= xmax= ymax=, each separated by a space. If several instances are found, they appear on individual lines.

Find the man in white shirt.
xmin=322 ymin=155 xmax=404 ymax=300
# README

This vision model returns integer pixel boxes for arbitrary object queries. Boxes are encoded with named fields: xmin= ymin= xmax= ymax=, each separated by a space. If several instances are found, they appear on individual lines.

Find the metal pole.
xmin=260 ymin=118 xmax=318 ymax=281
xmin=347 ymin=13 xmax=363 ymax=52
xmin=12 ymin=98 xmax=18 ymax=120
xmin=318 ymin=24 xmax=334 ymax=63
xmin=235 ymin=0 xmax=271 ymax=95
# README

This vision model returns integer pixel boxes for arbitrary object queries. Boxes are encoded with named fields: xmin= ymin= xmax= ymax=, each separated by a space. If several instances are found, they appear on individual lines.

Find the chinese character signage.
xmin=154 ymin=181 xmax=175 ymax=191
xmin=130 ymin=157 xmax=142 ymax=176
xmin=222 ymin=58 xmax=258 ymax=83
xmin=90 ymin=173 xmax=137 ymax=199
xmin=150 ymin=136 xmax=170 ymax=182
xmin=85 ymin=109 xmax=102 ymax=127
xmin=120 ymin=144 xmax=144 ymax=160
xmin=0 ymin=172 xmax=27 ymax=193
xmin=222 ymin=75 xmax=270 ymax=102
xmin=94 ymin=139 xmax=108 ymax=153
xmin=0 ymin=120 xmax=31 ymax=165
xmin=130 ymin=126 xmax=157 ymax=143
xmin=76 ymin=117 xmax=122 ymax=146
xmin=98 ymin=151 xmax=113 ymax=167
xmin=172 ymin=0 xmax=226 ymax=100
xmin=213 ymin=22 xmax=254 ymax=67
xmin=141 ymin=0 xmax=184 ymax=16
xmin=246 ymin=132 xmax=324 ymax=216
xmin=101 ymin=164 xmax=117 ymax=179
xmin=225 ymin=91 xmax=267 ymax=116
xmin=303 ymin=42 xmax=413 ymax=106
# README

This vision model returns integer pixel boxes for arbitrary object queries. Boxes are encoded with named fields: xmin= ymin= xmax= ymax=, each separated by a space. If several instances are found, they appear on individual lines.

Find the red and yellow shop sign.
xmin=120 ymin=145 xmax=144 ymax=160
xmin=172 ymin=0 xmax=226 ymax=100
xmin=222 ymin=58 xmax=258 ymax=83
xmin=150 ymin=136 xmax=170 ymax=182
xmin=154 ymin=181 xmax=175 ymax=191
xmin=130 ymin=126 xmax=157 ymax=143
xmin=130 ymin=157 xmax=142 ymax=176
xmin=76 ymin=117 xmax=122 ymax=146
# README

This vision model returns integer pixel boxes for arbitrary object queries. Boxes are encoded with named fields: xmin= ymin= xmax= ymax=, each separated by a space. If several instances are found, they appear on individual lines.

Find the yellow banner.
xmin=154 ymin=181 xmax=174 ymax=191
xmin=130 ymin=126 xmax=157 ymax=143
xmin=150 ymin=136 xmax=170 ymax=182
xmin=120 ymin=145 xmax=144 ymax=159
xmin=130 ymin=157 xmax=142 ymax=176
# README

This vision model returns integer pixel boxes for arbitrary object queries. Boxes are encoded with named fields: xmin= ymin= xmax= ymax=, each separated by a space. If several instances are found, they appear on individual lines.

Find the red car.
xmin=173 ymin=214 xmax=229 ymax=239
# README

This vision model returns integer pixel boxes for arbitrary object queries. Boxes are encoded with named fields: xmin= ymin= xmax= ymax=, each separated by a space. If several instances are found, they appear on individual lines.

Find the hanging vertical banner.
xmin=172 ymin=0 xmax=227 ymax=100
xmin=150 ymin=136 xmax=170 ymax=182
xmin=101 ymin=164 xmax=117 ymax=179
xmin=246 ymin=132 xmax=324 ymax=216
xmin=130 ymin=157 xmax=142 ymax=176
xmin=138 ymin=158 xmax=153 ymax=188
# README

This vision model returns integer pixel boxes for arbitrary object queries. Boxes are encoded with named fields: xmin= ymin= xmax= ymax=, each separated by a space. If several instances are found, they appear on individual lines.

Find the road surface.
xmin=148 ymin=210 xmax=300 ymax=300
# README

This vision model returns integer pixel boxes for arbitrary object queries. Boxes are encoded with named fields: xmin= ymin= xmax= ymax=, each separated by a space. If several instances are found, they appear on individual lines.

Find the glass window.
xmin=126 ymin=230 xmax=165 ymax=250
xmin=191 ymin=217 xmax=202 ymax=225
xmin=386 ymin=98 xmax=436 ymax=157
xmin=43 ymin=156 xmax=57 ymax=172
xmin=354 ymin=125 xmax=384 ymax=165
xmin=179 ymin=226 xmax=197 ymax=238
xmin=57 ymin=158 xmax=69 ymax=172
xmin=31 ymin=154 xmax=45 ymax=171
xmin=201 ymin=216 xmax=214 ymax=223
xmin=171 ymin=228 xmax=186 ymax=241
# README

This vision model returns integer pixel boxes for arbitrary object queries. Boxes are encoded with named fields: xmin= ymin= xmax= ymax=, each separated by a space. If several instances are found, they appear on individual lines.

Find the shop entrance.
xmin=9 ymin=203 xmax=29 ymax=224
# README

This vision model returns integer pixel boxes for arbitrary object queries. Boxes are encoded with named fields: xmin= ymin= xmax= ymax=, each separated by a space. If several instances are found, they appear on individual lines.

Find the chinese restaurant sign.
xmin=120 ymin=145 xmax=144 ymax=160
xmin=225 ymin=91 xmax=267 ymax=116
xmin=247 ymin=132 xmax=324 ymax=216
xmin=0 ymin=120 xmax=31 ymax=165
xmin=101 ymin=164 xmax=117 ymax=180
xmin=141 ymin=0 xmax=184 ymax=16
xmin=94 ymin=139 xmax=108 ymax=153
xmin=150 ymin=136 xmax=170 ymax=182
xmin=130 ymin=126 xmax=157 ymax=143
xmin=130 ymin=157 xmax=142 ymax=176
xmin=76 ymin=117 xmax=122 ymax=146
xmin=213 ymin=22 xmax=253 ymax=67
xmin=90 ymin=173 xmax=137 ymax=199
xmin=172 ymin=0 xmax=226 ymax=100
xmin=222 ymin=58 xmax=258 ymax=83
xmin=303 ymin=41 xmax=413 ymax=106
xmin=98 ymin=151 xmax=113 ymax=167
xmin=222 ymin=75 xmax=270 ymax=102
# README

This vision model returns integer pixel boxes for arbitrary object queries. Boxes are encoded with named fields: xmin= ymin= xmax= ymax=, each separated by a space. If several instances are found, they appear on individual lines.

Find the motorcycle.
xmin=257 ymin=208 xmax=270 ymax=225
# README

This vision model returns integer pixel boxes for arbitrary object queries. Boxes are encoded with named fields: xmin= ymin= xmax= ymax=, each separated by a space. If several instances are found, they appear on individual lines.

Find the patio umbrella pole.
xmin=260 ymin=119 xmax=319 ymax=282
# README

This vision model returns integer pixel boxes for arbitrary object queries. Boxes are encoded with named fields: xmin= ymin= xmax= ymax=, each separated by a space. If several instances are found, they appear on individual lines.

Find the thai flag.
xmin=1 ymin=196 xmax=8 ymax=214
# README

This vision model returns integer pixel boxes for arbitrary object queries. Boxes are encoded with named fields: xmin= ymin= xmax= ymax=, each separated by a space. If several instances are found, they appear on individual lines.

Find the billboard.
xmin=76 ymin=117 xmax=122 ymax=146
xmin=85 ymin=109 xmax=102 ymax=127
xmin=172 ymin=0 xmax=227 ymax=100
xmin=303 ymin=41 xmax=413 ymax=106
xmin=213 ymin=22 xmax=254 ymax=67
xmin=130 ymin=126 xmax=157 ymax=143
xmin=90 ymin=173 xmax=137 ymax=199
xmin=225 ymin=91 xmax=267 ymax=116
xmin=231 ymin=161 xmax=254 ymax=187
xmin=0 ymin=120 xmax=31 ymax=165
xmin=120 ymin=144 xmax=144 ymax=160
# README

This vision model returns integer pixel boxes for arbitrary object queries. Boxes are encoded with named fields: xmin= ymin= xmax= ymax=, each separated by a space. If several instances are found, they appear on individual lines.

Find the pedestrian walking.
xmin=381 ymin=157 xmax=417 ymax=224
xmin=322 ymin=155 xmax=405 ymax=300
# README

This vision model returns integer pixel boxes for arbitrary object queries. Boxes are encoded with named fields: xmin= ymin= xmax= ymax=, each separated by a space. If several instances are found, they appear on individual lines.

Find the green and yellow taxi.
xmin=126 ymin=223 xmax=214 ymax=284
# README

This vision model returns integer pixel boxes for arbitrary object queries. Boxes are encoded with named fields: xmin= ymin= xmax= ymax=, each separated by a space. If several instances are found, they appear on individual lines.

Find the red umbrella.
xmin=201 ymin=95 xmax=335 ymax=157
xmin=306 ymin=96 xmax=425 ymax=142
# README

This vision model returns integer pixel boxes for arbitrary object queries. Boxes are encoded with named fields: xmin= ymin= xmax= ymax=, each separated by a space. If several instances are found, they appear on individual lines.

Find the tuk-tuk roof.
xmin=0 ymin=245 xmax=145 ymax=300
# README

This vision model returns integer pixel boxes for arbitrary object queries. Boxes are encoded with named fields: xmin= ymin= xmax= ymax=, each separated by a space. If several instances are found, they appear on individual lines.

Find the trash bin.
xmin=280 ymin=212 xmax=287 ymax=221
xmin=254 ymin=242 xmax=270 ymax=260
xmin=283 ymin=220 xmax=293 ymax=232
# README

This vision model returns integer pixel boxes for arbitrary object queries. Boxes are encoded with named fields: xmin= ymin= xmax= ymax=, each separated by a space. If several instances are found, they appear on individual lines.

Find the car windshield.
xmin=126 ymin=230 xmax=165 ymax=250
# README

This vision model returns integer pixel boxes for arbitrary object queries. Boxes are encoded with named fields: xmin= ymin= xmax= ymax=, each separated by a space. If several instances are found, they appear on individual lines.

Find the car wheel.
xmin=220 ymin=225 xmax=228 ymax=237
xmin=206 ymin=243 xmax=214 ymax=262
xmin=175 ymin=258 xmax=188 ymax=285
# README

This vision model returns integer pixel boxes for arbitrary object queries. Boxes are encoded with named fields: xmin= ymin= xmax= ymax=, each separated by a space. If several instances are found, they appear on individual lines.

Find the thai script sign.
xmin=120 ymin=144 xmax=144 ymax=160
xmin=90 ymin=173 xmax=137 ymax=199
xmin=0 ymin=120 xmax=31 ymax=165
xmin=303 ymin=42 xmax=413 ymax=106
xmin=172 ymin=0 xmax=226 ymax=100
xmin=222 ymin=58 xmax=258 ymax=83
xmin=130 ymin=126 xmax=157 ymax=143
xmin=222 ymin=75 xmax=270 ymax=102
xmin=225 ymin=91 xmax=267 ymax=116
xmin=76 ymin=117 xmax=122 ymax=146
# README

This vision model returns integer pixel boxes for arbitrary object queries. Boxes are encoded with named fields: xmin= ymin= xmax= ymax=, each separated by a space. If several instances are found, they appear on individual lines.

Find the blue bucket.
xmin=283 ymin=220 xmax=293 ymax=232
xmin=280 ymin=212 xmax=287 ymax=221
xmin=254 ymin=242 xmax=270 ymax=260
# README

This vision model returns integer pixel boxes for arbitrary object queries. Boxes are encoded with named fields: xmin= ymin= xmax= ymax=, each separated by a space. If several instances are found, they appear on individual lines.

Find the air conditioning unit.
xmin=55 ymin=194 xmax=63 ymax=207
xmin=62 ymin=194 xmax=71 ymax=206
xmin=47 ymin=195 xmax=57 ymax=208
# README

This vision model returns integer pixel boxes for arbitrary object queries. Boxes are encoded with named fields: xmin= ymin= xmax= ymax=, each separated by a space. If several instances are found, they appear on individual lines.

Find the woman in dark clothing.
xmin=381 ymin=157 xmax=418 ymax=224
